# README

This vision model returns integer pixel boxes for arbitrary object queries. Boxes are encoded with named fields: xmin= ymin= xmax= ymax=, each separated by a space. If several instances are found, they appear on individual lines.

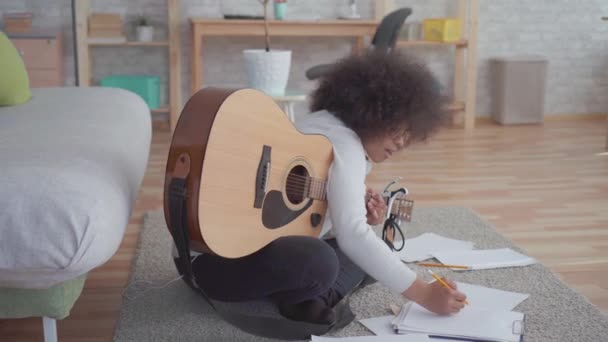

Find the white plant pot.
xmin=136 ymin=26 xmax=154 ymax=42
xmin=243 ymin=49 xmax=292 ymax=96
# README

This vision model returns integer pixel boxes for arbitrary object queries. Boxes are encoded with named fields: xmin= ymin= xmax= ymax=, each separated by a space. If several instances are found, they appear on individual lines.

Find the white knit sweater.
xmin=295 ymin=110 xmax=417 ymax=294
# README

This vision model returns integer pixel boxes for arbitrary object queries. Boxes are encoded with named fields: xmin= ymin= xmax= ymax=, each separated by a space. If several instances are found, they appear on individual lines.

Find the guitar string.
xmin=282 ymin=180 xmax=406 ymax=215
xmin=285 ymin=175 xmax=407 ymax=204
xmin=283 ymin=175 xmax=407 ymax=199
xmin=283 ymin=175 xmax=406 ymax=199
xmin=284 ymin=174 xmax=325 ymax=196
xmin=284 ymin=173 xmax=326 ymax=184
xmin=278 ymin=175 xmax=408 ymax=216
xmin=284 ymin=182 xmax=325 ymax=196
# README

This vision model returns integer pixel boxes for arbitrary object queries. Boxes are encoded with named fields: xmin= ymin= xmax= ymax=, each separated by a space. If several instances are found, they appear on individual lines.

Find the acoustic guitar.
xmin=164 ymin=87 xmax=412 ymax=259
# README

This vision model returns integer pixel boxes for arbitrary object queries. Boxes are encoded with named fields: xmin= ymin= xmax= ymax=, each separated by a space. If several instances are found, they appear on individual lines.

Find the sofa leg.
xmin=42 ymin=317 xmax=58 ymax=342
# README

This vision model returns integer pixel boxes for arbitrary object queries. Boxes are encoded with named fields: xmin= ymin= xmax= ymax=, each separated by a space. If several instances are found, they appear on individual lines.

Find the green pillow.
xmin=0 ymin=31 xmax=31 ymax=106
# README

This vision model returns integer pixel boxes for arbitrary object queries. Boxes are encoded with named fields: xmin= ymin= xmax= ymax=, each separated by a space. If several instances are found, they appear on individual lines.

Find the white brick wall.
xmin=2 ymin=0 xmax=607 ymax=117
xmin=477 ymin=0 xmax=608 ymax=116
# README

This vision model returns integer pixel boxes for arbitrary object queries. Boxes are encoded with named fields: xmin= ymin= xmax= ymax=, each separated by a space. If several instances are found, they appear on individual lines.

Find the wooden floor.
xmin=1 ymin=118 xmax=607 ymax=341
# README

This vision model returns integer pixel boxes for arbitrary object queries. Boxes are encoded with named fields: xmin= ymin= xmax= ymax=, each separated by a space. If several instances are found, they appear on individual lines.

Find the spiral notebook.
xmin=360 ymin=282 xmax=528 ymax=340
xmin=392 ymin=303 xmax=525 ymax=342
xmin=310 ymin=334 xmax=430 ymax=341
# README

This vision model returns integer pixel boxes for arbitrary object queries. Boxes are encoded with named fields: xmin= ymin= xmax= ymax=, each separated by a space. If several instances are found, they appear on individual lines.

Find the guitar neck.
xmin=388 ymin=196 xmax=414 ymax=222
xmin=306 ymin=178 xmax=327 ymax=201
xmin=304 ymin=178 xmax=413 ymax=222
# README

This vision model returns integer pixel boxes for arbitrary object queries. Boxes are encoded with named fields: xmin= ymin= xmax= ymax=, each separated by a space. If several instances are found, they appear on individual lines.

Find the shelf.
xmin=76 ymin=0 xmax=182 ymax=131
xmin=88 ymin=40 xmax=169 ymax=47
xmin=151 ymin=106 xmax=170 ymax=113
xmin=381 ymin=0 xmax=478 ymax=130
xmin=396 ymin=39 xmax=468 ymax=48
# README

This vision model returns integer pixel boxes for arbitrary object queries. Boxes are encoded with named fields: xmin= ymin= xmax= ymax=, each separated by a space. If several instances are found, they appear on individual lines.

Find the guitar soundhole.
xmin=286 ymin=165 xmax=309 ymax=205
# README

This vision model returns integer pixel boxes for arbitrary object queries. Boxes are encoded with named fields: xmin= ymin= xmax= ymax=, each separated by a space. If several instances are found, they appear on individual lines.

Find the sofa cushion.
xmin=0 ymin=31 xmax=31 ymax=106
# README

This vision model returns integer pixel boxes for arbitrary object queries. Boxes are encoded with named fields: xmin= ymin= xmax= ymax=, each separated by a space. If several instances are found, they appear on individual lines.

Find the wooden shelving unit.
xmin=377 ymin=0 xmax=479 ymax=130
xmin=88 ymin=41 xmax=170 ymax=47
xmin=396 ymin=39 xmax=468 ymax=48
xmin=151 ymin=106 xmax=170 ymax=114
xmin=75 ymin=0 xmax=182 ymax=130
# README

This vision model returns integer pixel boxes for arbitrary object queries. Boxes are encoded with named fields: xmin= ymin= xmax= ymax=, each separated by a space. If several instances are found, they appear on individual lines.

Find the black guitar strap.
xmin=166 ymin=155 xmax=343 ymax=340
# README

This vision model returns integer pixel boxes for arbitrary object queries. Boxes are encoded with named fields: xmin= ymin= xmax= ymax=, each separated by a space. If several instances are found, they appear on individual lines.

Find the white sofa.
xmin=0 ymin=87 xmax=151 ymax=341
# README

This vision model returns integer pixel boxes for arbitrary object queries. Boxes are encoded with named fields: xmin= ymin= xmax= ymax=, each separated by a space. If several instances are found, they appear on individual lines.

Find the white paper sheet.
xmin=358 ymin=315 xmax=396 ymax=336
xmin=455 ymin=282 xmax=529 ymax=311
xmin=311 ymin=333 xmax=430 ymax=342
xmin=395 ymin=233 xmax=474 ymax=262
xmin=432 ymin=248 xmax=536 ymax=270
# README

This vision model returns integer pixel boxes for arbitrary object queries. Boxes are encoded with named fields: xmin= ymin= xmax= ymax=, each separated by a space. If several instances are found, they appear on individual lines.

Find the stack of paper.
xmin=391 ymin=303 xmax=525 ymax=342
xmin=432 ymin=248 xmax=536 ymax=270
xmin=396 ymin=233 xmax=475 ymax=262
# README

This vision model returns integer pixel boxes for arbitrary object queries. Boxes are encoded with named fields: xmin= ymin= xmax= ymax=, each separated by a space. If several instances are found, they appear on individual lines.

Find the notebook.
xmin=310 ymin=334 xmax=430 ymax=341
xmin=396 ymin=233 xmax=475 ymax=262
xmin=360 ymin=282 xmax=528 ymax=338
xmin=432 ymin=248 xmax=536 ymax=270
xmin=392 ymin=303 xmax=525 ymax=342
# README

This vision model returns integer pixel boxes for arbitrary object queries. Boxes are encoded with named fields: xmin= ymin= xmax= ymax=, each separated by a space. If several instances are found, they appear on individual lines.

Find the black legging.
xmin=191 ymin=236 xmax=367 ymax=305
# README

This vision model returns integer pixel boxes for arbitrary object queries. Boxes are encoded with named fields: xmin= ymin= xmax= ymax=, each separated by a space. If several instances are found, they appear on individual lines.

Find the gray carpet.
xmin=114 ymin=207 xmax=608 ymax=341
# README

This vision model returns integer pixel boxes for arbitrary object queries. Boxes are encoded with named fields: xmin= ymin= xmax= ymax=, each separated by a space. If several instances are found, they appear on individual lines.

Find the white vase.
xmin=136 ymin=26 xmax=154 ymax=42
xmin=243 ymin=49 xmax=292 ymax=96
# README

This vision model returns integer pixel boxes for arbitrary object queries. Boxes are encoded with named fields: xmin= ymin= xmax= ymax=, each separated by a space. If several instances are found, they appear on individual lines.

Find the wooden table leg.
xmin=191 ymin=26 xmax=202 ymax=95
xmin=354 ymin=36 xmax=365 ymax=53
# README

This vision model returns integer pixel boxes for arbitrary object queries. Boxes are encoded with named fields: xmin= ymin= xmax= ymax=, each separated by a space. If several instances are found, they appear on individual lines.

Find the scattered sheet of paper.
xmin=311 ymin=333 xmax=430 ymax=341
xmin=455 ymin=282 xmax=529 ymax=311
xmin=432 ymin=248 xmax=536 ymax=270
xmin=358 ymin=315 xmax=396 ymax=336
xmin=395 ymin=233 xmax=474 ymax=262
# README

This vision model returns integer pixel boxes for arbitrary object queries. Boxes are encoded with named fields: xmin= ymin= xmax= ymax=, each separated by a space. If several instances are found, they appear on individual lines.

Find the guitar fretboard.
xmin=300 ymin=177 xmax=413 ymax=222
xmin=307 ymin=178 xmax=327 ymax=201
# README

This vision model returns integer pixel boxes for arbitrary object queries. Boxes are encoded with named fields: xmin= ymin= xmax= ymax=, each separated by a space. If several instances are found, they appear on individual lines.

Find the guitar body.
xmin=164 ymin=88 xmax=334 ymax=258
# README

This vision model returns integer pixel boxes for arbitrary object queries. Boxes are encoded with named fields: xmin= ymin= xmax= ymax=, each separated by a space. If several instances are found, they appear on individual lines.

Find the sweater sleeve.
xmin=327 ymin=139 xmax=417 ymax=294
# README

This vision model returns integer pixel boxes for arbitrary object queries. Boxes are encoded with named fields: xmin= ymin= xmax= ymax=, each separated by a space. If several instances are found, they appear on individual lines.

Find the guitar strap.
xmin=166 ymin=155 xmax=343 ymax=340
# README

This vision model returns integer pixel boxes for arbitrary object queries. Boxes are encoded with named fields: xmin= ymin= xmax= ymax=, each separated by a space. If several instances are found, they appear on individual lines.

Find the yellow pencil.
xmin=417 ymin=263 xmax=470 ymax=270
xmin=427 ymin=270 xmax=469 ymax=305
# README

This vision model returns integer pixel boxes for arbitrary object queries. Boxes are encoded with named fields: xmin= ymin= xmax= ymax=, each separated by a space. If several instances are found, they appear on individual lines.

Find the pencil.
xmin=427 ymin=270 xmax=469 ymax=305
xmin=417 ymin=263 xmax=470 ymax=270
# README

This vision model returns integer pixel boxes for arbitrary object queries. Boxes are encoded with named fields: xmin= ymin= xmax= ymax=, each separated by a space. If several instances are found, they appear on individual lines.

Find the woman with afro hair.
xmin=191 ymin=50 xmax=466 ymax=327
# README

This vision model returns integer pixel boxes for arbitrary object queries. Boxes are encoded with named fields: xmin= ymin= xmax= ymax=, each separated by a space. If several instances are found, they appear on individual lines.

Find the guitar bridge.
xmin=254 ymin=145 xmax=271 ymax=208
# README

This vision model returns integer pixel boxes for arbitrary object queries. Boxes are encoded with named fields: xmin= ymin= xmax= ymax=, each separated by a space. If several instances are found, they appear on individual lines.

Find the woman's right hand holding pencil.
xmin=402 ymin=275 xmax=468 ymax=315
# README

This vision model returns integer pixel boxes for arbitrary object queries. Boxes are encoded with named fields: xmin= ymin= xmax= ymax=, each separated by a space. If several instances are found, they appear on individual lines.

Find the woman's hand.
xmin=402 ymin=277 xmax=467 ymax=315
xmin=365 ymin=188 xmax=387 ymax=225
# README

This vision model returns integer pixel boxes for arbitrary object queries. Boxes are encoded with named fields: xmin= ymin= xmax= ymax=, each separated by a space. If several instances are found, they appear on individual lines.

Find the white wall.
xmin=1 ymin=0 xmax=607 ymax=117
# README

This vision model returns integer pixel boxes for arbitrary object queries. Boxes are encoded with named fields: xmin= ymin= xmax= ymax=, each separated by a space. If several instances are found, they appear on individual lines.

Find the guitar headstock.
xmin=387 ymin=193 xmax=414 ymax=222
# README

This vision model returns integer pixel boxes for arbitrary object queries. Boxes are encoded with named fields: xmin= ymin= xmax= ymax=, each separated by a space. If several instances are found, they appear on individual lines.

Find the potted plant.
xmin=135 ymin=15 xmax=154 ymax=42
xmin=242 ymin=0 xmax=291 ymax=96
xmin=274 ymin=0 xmax=287 ymax=20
